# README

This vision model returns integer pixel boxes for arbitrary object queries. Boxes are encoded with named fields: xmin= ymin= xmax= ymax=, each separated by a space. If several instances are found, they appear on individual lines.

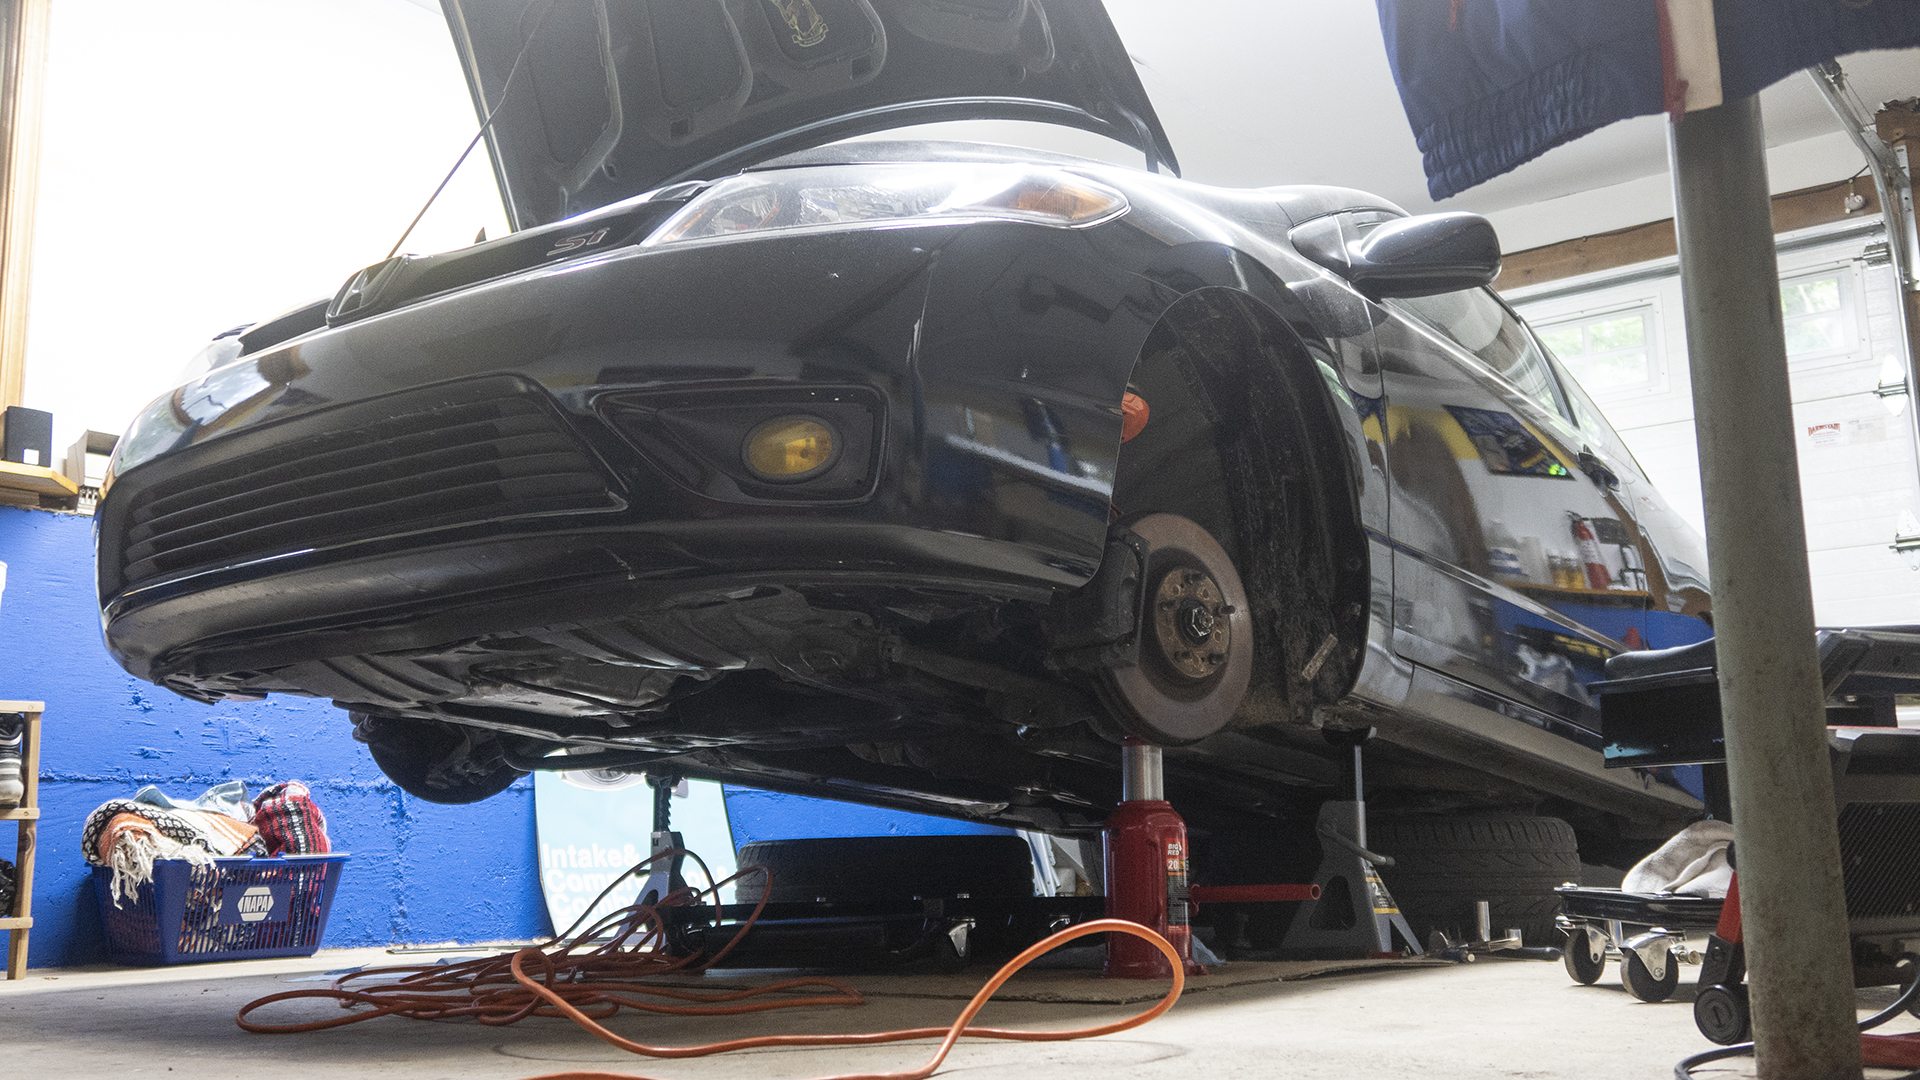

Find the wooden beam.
xmin=1873 ymin=98 xmax=1919 ymax=152
xmin=1497 ymin=178 xmax=1884 ymax=293
xmin=0 ymin=0 xmax=49 ymax=411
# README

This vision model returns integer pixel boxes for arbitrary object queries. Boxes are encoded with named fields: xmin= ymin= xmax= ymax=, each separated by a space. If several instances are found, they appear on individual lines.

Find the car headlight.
xmin=645 ymin=163 xmax=1128 ymax=246
xmin=175 ymin=326 xmax=251 ymax=385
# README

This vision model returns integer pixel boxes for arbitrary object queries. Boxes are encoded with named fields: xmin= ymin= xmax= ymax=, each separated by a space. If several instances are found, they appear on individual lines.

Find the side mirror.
xmin=1292 ymin=212 xmax=1502 ymax=301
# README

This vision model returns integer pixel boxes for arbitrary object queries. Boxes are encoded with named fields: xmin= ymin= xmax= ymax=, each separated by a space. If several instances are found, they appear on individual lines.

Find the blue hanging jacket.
xmin=1377 ymin=0 xmax=1920 ymax=202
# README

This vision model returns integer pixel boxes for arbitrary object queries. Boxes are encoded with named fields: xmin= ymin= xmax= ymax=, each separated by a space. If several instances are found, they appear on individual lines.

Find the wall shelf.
xmin=0 ymin=462 xmax=76 ymax=497
xmin=2 ymin=700 xmax=42 ymax=979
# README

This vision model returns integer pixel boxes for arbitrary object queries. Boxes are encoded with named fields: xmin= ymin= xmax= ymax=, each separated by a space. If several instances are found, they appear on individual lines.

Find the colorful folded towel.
xmin=82 ymin=796 xmax=265 ymax=905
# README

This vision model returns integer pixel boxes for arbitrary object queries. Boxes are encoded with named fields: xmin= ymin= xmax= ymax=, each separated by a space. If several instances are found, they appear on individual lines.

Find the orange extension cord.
xmin=237 ymin=850 xmax=1186 ymax=1080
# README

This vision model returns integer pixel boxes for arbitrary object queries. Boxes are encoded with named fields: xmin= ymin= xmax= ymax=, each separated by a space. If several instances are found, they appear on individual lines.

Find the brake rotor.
xmin=1097 ymin=513 xmax=1253 ymax=746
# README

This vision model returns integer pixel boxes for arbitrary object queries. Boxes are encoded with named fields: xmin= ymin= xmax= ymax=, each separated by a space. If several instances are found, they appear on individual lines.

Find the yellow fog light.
xmin=744 ymin=416 xmax=838 ymax=481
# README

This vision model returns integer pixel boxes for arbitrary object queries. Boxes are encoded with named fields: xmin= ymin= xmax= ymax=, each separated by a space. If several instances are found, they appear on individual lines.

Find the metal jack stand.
xmin=1281 ymin=729 xmax=1422 ymax=958
xmin=639 ymin=774 xmax=688 ymax=908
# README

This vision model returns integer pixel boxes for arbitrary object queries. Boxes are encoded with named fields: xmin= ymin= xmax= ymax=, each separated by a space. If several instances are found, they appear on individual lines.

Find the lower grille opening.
xmin=115 ymin=378 xmax=623 ymax=589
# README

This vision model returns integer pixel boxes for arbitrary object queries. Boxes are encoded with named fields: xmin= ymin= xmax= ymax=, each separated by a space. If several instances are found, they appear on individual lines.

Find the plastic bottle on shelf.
xmin=1552 ymin=553 xmax=1583 ymax=590
xmin=1616 ymin=542 xmax=1648 ymax=591
xmin=1486 ymin=521 xmax=1526 ymax=582
xmin=1518 ymin=536 xmax=1548 ymax=584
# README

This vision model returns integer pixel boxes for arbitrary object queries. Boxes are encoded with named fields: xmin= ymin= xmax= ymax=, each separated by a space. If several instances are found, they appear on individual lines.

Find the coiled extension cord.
xmin=238 ymin=848 xmax=1187 ymax=1080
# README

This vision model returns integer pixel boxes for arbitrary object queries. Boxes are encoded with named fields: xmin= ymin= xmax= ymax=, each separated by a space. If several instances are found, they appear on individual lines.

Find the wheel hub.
xmin=1151 ymin=568 xmax=1233 ymax=681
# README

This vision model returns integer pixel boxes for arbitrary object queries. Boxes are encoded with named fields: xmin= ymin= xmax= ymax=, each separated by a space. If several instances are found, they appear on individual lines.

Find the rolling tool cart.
xmin=1561 ymin=627 xmax=1920 ymax=1043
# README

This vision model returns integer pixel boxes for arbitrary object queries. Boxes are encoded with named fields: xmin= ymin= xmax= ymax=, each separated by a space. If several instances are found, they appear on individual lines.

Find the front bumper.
xmin=100 ymin=220 xmax=1159 ymax=685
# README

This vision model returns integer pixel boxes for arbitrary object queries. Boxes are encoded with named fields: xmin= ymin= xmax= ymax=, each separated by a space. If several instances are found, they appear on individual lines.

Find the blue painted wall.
xmin=724 ymin=788 xmax=1013 ymax=847
xmin=0 ymin=506 xmax=551 ymax=967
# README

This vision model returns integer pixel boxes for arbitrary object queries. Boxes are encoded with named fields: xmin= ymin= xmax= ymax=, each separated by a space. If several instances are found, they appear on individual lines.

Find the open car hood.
xmin=443 ymin=0 xmax=1178 ymax=229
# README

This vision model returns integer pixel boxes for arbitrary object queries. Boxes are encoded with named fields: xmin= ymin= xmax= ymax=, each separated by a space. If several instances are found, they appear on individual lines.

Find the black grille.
xmin=118 ymin=383 xmax=621 ymax=589
xmin=1838 ymin=802 xmax=1920 ymax=921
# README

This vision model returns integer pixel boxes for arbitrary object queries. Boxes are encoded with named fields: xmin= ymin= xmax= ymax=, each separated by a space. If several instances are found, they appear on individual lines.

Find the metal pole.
xmin=1351 ymin=745 xmax=1366 ymax=849
xmin=1120 ymin=739 xmax=1163 ymax=802
xmin=1668 ymin=96 xmax=1862 ymax=1080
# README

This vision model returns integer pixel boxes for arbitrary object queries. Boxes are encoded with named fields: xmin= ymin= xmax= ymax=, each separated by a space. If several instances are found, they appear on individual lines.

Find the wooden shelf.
xmin=3 ymin=702 xmax=40 ymax=979
xmin=1514 ymin=584 xmax=1653 ymax=601
xmin=0 ymin=462 xmax=76 ymax=497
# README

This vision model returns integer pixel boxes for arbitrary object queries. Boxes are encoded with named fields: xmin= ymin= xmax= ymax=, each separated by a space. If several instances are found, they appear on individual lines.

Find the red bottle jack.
xmin=1105 ymin=739 xmax=1206 ymax=979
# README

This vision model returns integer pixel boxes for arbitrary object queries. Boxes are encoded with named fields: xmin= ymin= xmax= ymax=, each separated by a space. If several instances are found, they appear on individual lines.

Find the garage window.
xmin=1534 ymin=306 xmax=1658 ymax=396
xmin=1779 ymin=270 xmax=1851 ymax=359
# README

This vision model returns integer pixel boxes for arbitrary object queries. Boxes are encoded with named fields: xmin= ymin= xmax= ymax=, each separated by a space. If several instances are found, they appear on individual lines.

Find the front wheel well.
xmin=1113 ymin=287 xmax=1370 ymax=728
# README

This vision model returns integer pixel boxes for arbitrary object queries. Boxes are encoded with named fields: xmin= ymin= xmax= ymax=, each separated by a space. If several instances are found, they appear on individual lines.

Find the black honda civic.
xmin=98 ymin=0 xmax=1719 ymax=928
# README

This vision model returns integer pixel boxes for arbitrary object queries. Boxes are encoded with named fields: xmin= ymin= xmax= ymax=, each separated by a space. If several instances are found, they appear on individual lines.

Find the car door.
xmin=1373 ymin=283 xmax=1650 ymax=728
xmin=1543 ymin=349 xmax=1715 ymax=648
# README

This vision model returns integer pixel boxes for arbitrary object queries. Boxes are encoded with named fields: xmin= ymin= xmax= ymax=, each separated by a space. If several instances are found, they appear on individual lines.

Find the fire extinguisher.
xmin=1570 ymin=513 xmax=1612 ymax=591
xmin=1105 ymin=740 xmax=1206 ymax=978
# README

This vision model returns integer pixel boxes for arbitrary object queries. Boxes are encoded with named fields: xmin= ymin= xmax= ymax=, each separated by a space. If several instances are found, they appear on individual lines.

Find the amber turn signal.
xmin=743 ymin=416 xmax=838 ymax=481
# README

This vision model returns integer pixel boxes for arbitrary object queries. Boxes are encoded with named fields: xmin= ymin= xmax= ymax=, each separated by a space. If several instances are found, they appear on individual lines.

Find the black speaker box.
xmin=2 ymin=406 xmax=52 ymax=468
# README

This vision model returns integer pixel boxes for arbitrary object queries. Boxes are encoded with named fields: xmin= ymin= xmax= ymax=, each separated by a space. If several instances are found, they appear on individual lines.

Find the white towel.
xmin=1622 ymin=819 xmax=1735 ymax=898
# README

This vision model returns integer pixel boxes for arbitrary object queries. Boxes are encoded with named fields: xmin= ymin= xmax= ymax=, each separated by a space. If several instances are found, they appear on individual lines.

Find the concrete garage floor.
xmin=5 ymin=948 xmax=1916 ymax=1080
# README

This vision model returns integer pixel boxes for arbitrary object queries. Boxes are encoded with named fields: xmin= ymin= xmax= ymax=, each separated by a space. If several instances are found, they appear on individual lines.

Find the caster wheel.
xmin=1622 ymin=947 xmax=1679 ymax=1002
xmin=1562 ymin=927 xmax=1606 ymax=985
xmin=1694 ymin=983 xmax=1751 ymax=1045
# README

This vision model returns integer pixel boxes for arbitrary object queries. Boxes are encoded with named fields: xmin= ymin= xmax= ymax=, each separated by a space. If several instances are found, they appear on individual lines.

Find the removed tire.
xmin=1366 ymin=814 xmax=1580 ymax=947
xmin=734 ymin=835 xmax=1036 ymax=904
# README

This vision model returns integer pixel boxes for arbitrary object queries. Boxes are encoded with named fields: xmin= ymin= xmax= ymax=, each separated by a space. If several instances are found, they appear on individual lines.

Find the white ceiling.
xmin=906 ymin=1 xmax=1920 ymax=252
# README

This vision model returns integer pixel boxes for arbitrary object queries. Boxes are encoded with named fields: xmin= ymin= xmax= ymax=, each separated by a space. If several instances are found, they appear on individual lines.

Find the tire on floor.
xmin=1365 ymin=814 xmax=1579 ymax=947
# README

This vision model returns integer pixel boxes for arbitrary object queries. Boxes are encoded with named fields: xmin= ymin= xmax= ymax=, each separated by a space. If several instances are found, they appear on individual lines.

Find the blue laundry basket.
xmin=93 ymin=854 xmax=348 ymax=965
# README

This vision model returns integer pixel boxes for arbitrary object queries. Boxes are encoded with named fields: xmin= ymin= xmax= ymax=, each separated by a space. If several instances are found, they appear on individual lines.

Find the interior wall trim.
xmin=0 ymin=0 xmax=50 ymax=411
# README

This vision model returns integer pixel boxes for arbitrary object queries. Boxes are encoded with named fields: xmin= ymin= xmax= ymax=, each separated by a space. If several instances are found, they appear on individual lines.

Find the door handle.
xmin=1576 ymin=450 xmax=1619 ymax=489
